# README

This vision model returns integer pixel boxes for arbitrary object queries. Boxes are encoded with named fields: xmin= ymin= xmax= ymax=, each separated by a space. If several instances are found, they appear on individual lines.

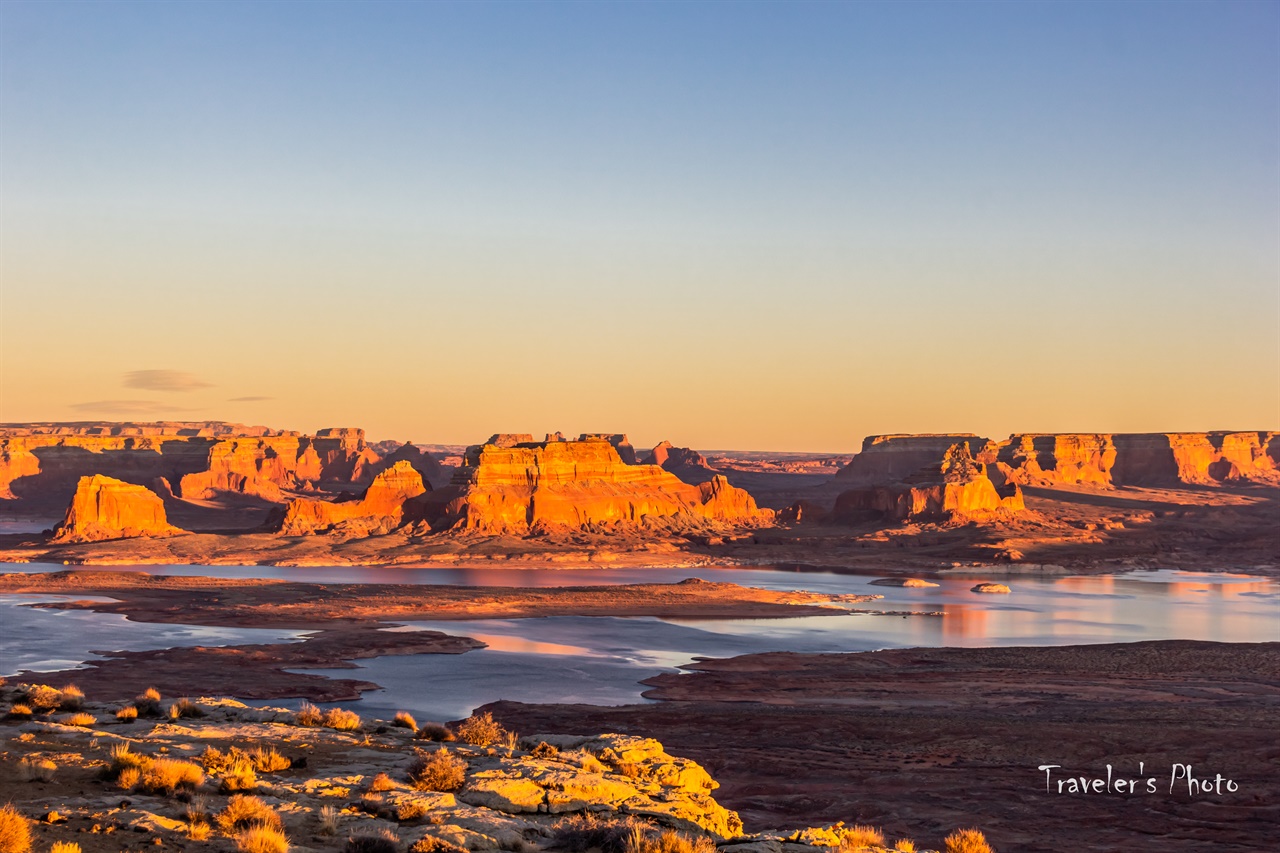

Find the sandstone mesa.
xmin=51 ymin=474 xmax=184 ymax=543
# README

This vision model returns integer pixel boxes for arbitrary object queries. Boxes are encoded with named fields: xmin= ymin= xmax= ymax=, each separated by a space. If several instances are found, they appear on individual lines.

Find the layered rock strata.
xmin=274 ymin=461 xmax=429 ymax=536
xmin=427 ymin=438 xmax=773 ymax=533
xmin=50 ymin=475 xmax=185 ymax=543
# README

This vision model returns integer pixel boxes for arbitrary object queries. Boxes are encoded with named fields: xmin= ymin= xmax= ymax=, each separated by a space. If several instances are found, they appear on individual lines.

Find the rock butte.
xmin=834 ymin=442 xmax=1025 ymax=523
xmin=274 ymin=461 xmax=430 ymax=536
xmin=51 ymin=474 xmax=184 ymax=543
xmin=644 ymin=441 xmax=718 ymax=484
xmin=422 ymin=437 xmax=774 ymax=534
xmin=0 ymin=422 xmax=442 ymax=505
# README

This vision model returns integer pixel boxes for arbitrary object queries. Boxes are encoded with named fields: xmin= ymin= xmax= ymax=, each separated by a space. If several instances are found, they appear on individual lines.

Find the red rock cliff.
xmin=51 ymin=475 xmax=185 ymax=543
xmin=643 ymin=441 xmax=718 ymax=483
xmin=425 ymin=438 xmax=773 ymax=534
xmin=835 ymin=434 xmax=989 ymax=485
xmin=274 ymin=461 xmax=429 ymax=536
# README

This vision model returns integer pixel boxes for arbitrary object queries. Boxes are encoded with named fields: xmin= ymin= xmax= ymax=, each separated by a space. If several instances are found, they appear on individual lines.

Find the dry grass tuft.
xmin=249 ymin=746 xmax=292 ymax=773
xmin=408 ymin=837 xmax=467 ymax=853
xmin=135 ymin=688 xmax=163 ymax=717
xmin=294 ymin=702 xmax=322 ymax=727
xmin=529 ymin=741 xmax=558 ymax=759
xmin=838 ymin=826 xmax=885 ymax=850
xmin=893 ymin=841 xmax=916 ymax=853
xmin=63 ymin=712 xmax=96 ymax=727
xmin=554 ymin=813 xmax=654 ymax=853
xmin=366 ymin=772 xmax=395 ymax=793
xmin=169 ymin=698 xmax=206 ymax=719
xmin=49 ymin=843 xmax=81 ymax=853
xmin=943 ymin=829 xmax=993 ymax=853
xmin=317 ymin=805 xmax=339 ymax=836
xmin=217 ymin=796 xmax=283 ymax=835
xmin=454 ymin=712 xmax=505 ymax=747
xmin=407 ymin=747 xmax=467 ymax=792
xmin=237 ymin=826 xmax=288 ymax=853
xmin=628 ymin=831 xmax=715 ymax=853
xmin=6 ymin=705 xmax=32 ymax=720
xmin=413 ymin=723 xmax=454 ymax=742
xmin=115 ymin=705 xmax=139 ymax=721
xmin=322 ymin=707 xmax=361 ymax=731
xmin=139 ymin=758 xmax=205 ymax=794
xmin=117 ymin=766 xmax=142 ymax=790
xmin=0 ymin=803 xmax=32 ymax=853
xmin=220 ymin=758 xmax=259 ymax=793
xmin=395 ymin=799 xmax=429 ymax=822
xmin=18 ymin=758 xmax=55 ymax=783
xmin=392 ymin=711 xmax=418 ymax=731
xmin=188 ymin=823 xmax=213 ymax=841
xmin=57 ymin=685 xmax=84 ymax=710
xmin=344 ymin=828 xmax=399 ymax=853
xmin=20 ymin=685 xmax=61 ymax=711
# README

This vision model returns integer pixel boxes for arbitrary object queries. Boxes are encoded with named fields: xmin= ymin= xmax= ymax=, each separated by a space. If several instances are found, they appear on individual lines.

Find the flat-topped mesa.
xmin=835 ymin=442 xmax=1025 ymax=523
xmin=428 ymin=437 xmax=773 ymax=533
xmin=51 ymin=475 xmax=185 ymax=543
xmin=274 ymin=461 xmax=429 ymax=536
xmin=644 ymin=440 xmax=718 ymax=484
xmin=578 ymin=433 xmax=637 ymax=464
xmin=0 ymin=421 xmax=290 ymax=437
xmin=993 ymin=431 xmax=1280 ymax=488
xmin=834 ymin=433 xmax=989 ymax=485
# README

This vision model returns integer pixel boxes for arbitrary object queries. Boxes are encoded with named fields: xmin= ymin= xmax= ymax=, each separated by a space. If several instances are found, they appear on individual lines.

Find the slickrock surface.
xmin=0 ymin=691 xmax=942 ymax=853
xmin=834 ymin=443 xmax=1024 ymax=523
xmin=50 ymin=475 xmax=184 ymax=543
xmin=425 ymin=438 xmax=773 ymax=534
xmin=488 ymin=641 xmax=1280 ymax=853
xmin=274 ymin=462 xmax=429 ymax=536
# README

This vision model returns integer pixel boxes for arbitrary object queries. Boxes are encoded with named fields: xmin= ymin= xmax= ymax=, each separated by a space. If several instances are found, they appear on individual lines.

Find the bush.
xmin=392 ymin=712 xmax=418 ymax=731
xmin=115 ymin=705 xmax=139 ymax=721
xmin=63 ymin=712 xmax=96 ymax=727
xmin=838 ymin=826 xmax=884 ymax=850
xmin=0 ymin=803 xmax=32 ymax=853
xmin=454 ymin=712 xmax=504 ymax=747
xmin=250 ymin=747 xmax=292 ymax=773
xmin=529 ymin=741 xmax=558 ymax=759
xmin=893 ymin=841 xmax=916 ymax=853
xmin=220 ymin=758 xmax=259 ymax=793
xmin=57 ymin=685 xmax=84 ymax=711
xmin=366 ymin=772 xmax=395 ymax=793
xmin=237 ymin=826 xmax=288 ymax=853
xmin=139 ymin=758 xmax=205 ymax=794
xmin=317 ymin=805 xmax=339 ymax=836
xmin=553 ymin=814 xmax=653 ymax=853
xmin=21 ymin=685 xmax=61 ymax=711
xmin=188 ymin=823 xmax=213 ymax=841
xmin=407 ymin=748 xmax=466 ymax=792
xmin=217 ymin=796 xmax=283 ymax=835
xmin=323 ymin=708 xmax=361 ymax=731
xmin=344 ymin=828 xmax=399 ymax=853
xmin=117 ymin=766 xmax=142 ymax=790
xmin=395 ymin=799 xmax=428 ymax=822
xmin=107 ymin=744 xmax=148 ymax=779
xmin=50 ymin=843 xmax=81 ymax=853
xmin=18 ymin=758 xmax=54 ymax=783
xmin=408 ymin=838 xmax=466 ymax=853
xmin=413 ymin=723 xmax=454 ymax=742
xmin=943 ymin=829 xmax=993 ymax=853
xmin=135 ymin=688 xmax=163 ymax=718
xmin=6 ymin=705 xmax=32 ymax=719
xmin=627 ymin=831 xmax=714 ymax=853
xmin=294 ymin=703 xmax=322 ymax=727
xmin=169 ymin=698 xmax=206 ymax=719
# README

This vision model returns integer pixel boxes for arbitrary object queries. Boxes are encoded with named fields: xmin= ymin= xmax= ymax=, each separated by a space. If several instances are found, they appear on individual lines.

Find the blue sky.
xmin=2 ymin=1 xmax=1276 ymax=449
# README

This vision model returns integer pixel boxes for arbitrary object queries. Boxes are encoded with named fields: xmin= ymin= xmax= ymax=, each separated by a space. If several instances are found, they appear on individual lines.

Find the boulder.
xmin=50 ymin=475 xmax=185 ymax=543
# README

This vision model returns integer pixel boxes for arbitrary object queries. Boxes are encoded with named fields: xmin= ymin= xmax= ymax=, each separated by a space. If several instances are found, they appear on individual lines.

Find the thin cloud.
xmin=228 ymin=395 xmax=273 ymax=402
xmin=124 ymin=369 xmax=212 ymax=392
xmin=70 ymin=399 xmax=190 ymax=415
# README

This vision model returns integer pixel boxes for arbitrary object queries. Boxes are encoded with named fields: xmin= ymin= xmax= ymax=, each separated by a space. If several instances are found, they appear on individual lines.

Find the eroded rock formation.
xmin=51 ymin=475 xmax=185 ymax=543
xmin=835 ymin=434 xmax=989 ymax=485
xmin=274 ymin=461 xmax=429 ymax=536
xmin=426 ymin=438 xmax=773 ymax=534
xmin=644 ymin=441 xmax=717 ymax=483
xmin=835 ymin=442 xmax=1025 ymax=523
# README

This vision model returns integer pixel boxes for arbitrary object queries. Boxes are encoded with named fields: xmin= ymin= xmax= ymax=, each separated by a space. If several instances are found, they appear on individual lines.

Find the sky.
xmin=1 ymin=0 xmax=1276 ymax=452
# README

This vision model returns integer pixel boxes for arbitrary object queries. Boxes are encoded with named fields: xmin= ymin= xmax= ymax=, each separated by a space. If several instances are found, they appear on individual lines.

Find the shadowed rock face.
xmin=51 ymin=474 xmax=184 ymax=543
xmin=835 ymin=442 xmax=1024 ymax=523
xmin=0 ymin=422 xmax=442 ymax=506
xmin=644 ymin=441 xmax=717 ymax=484
xmin=427 ymin=438 xmax=773 ymax=534
xmin=274 ymin=461 xmax=429 ymax=536
xmin=835 ymin=434 xmax=988 ymax=485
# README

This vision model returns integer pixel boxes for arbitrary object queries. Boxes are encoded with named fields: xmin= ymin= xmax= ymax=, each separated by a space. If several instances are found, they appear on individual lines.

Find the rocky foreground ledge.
xmin=0 ymin=686 xmax=990 ymax=853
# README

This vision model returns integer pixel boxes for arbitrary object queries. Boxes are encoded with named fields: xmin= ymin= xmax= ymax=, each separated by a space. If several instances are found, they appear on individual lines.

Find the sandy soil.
xmin=484 ymin=641 xmax=1280 ymax=853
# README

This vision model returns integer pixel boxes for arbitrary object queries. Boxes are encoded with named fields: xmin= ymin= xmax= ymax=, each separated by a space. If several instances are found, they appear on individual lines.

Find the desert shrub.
xmin=344 ymin=828 xmax=399 ymax=853
xmin=49 ymin=843 xmax=81 ymax=853
xmin=413 ymin=723 xmax=453 ymax=742
xmin=200 ymin=746 xmax=230 ymax=772
xmin=529 ymin=741 xmax=558 ymax=759
xmin=317 ymin=805 xmax=339 ymax=836
xmin=0 ymin=803 xmax=32 ymax=853
xmin=141 ymin=687 xmax=162 ymax=701
xmin=408 ymin=838 xmax=466 ymax=853
xmin=63 ymin=712 xmax=96 ymax=727
xmin=217 ymin=796 xmax=283 ymax=835
xmin=407 ymin=748 xmax=466 ymax=792
xmin=943 ymin=829 xmax=993 ymax=853
xmin=553 ymin=814 xmax=653 ymax=853
xmin=250 ymin=747 xmax=292 ymax=773
xmin=169 ymin=698 xmax=206 ymax=719
xmin=18 ymin=758 xmax=55 ymax=783
xmin=323 ymin=708 xmax=361 ymax=731
xmin=188 ymin=823 xmax=213 ymax=841
xmin=392 ymin=712 xmax=418 ymax=731
xmin=6 ymin=705 xmax=32 ymax=720
xmin=837 ymin=826 xmax=884 ymax=850
xmin=115 ymin=705 xmax=139 ymax=721
xmin=454 ymin=712 xmax=504 ymax=747
xmin=107 ymin=744 xmax=148 ymax=778
xmin=631 ymin=831 xmax=715 ymax=853
xmin=366 ymin=772 xmax=395 ymax=793
xmin=237 ymin=826 xmax=288 ymax=853
xmin=117 ymin=766 xmax=142 ymax=790
xmin=294 ymin=703 xmax=322 ymax=727
xmin=893 ymin=841 xmax=916 ymax=853
xmin=395 ymin=799 xmax=428 ymax=822
xmin=135 ymin=688 xmax=163 ymax=718
xmin=20 ymin=685 xmax=61 ymax=711
xmin=57 ymin=685 xmax=84 ymax=711
xmin=139 ymin=758 xmax=205 ymax=794
xmin=186 ymin=796 xmax=210 ymax=825
xmin=219 ymin=758 xmax=259 ymax=793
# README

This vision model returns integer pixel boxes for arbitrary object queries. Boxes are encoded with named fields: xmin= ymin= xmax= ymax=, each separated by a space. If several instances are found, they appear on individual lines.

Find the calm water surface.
xmin=2 ymin=562 xmax=1275 ymax=720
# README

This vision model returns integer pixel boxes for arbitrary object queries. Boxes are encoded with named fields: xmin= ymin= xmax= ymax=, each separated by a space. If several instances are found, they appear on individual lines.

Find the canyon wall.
xmin=274 ymin=461 xmax=429 ymax=536
xmin=427 ymin=437 xmax=773 ymax=533
xmin=51 ymin=475 xmax=185 ymax=543
xmin=834 ymin=434 xmax=989 ymax=485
